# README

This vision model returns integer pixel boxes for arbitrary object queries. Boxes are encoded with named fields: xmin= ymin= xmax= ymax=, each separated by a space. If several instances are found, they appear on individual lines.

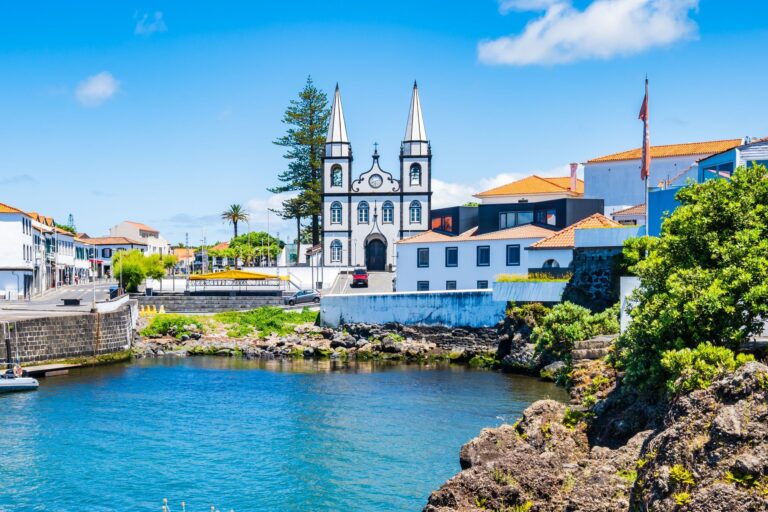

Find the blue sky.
xmin=1 ymin=1 xmax=766 ymax=244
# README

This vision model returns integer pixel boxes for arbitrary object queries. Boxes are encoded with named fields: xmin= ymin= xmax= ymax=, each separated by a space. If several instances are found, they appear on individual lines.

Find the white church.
xmin=321 ymin=83 xmax=431 ymax=270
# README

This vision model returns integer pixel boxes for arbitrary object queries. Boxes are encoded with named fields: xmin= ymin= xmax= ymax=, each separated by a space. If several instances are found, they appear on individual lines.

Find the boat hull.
xmin=0 ymin=377 xmax=39 ymax=393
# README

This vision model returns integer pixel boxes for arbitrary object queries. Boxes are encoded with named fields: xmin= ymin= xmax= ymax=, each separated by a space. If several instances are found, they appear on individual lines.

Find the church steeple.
xmin=327 ymin=84 xmax=349 ymax=143
xmin=404 ymin=81 xmax=427 ymax=142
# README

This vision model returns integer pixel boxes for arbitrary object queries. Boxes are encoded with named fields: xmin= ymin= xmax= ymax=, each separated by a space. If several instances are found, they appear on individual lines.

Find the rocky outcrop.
xmin=425 ymin=362 xmax=768 ymax=511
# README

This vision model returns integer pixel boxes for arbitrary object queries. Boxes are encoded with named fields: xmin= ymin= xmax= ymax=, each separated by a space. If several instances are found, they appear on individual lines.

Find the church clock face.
xmin=369 ymin=174 xmax=383 ymax=188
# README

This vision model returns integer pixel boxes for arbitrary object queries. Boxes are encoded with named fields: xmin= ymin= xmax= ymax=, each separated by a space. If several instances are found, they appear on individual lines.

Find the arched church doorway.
xmin=365 ymin=239 xmax=386 ymax=271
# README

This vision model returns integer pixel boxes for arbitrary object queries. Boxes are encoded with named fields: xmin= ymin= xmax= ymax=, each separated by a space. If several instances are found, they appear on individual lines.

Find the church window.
xmin=410 ymin=164 xmax=422 ymax=186
xmin=330 ymin=240 xmax=342 ymax=262
xmin=358 ymin=201 xmax=370 ymax=224
xmin=382 ymin=201 xmax=394 ymax=223
xmin=331 ymin=166 xmax=343 ymax=187
xmin=409 ymin=201 xmax=422 ymax=223
xmin=330 ymin=202 xmax=342 ymax=224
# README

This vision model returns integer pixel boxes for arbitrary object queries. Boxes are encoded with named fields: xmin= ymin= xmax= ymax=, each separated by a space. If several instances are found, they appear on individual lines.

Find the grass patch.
xmin=496 ymin=272 xmax=572 ymax=283
xmin=140 ymin=314 xmax=206 ymax=340
xmin=215 ymin=307 xmax=318 ymax=338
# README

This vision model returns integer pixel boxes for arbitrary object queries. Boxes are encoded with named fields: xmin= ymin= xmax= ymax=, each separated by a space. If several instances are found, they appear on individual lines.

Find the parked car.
xmin=284 ymin=289 xmax=321 ymax=306
xmin=351 ymin=268 xmax=369 ymax=287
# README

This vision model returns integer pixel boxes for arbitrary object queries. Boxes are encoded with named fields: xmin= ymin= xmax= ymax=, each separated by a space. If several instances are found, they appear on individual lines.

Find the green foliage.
xmin=616 ymin=165 xmax=768 ymax=392
xmin=214 ymin=306 xmax=318 ymax=338
xmin=562 ymin=407 xmax=585 ymax=429
xmin=506 ymin=302 xmax=551 ymax=330
xmin=468 ymin=353 xmax=498 ymax=369
xmin=144 ymin=254 xmax=166 ymax=280
xmin=141 ymin=315 xmax=205 ymax=340
xmin=55 ymin=223 xmax=76 ymax=234
xmin=533 ymin=302 xmax=619 ymax=364
xmin=270 ymin=76 xmax=330 ymax=246
xmin=673 ymin=492 xmax=692 ymax=506
xmin=112 ymin=250 xmax=148 ymax=292
xmin=669 ymin=464 xmax=695 ymax=487
xmin=661 ymin=342 xmax=754 ymax=394
xmin=221 ymin=204 xmax=249 ymax=238
xmin=617 ymin=469 xmax=638 ymax=484
xmin=497 ymin=273 xmax=572 ymax=283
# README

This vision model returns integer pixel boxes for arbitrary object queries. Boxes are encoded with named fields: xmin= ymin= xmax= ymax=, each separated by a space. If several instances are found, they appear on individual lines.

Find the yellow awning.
xmin=189 ymin=270 xmax=290 ymax=281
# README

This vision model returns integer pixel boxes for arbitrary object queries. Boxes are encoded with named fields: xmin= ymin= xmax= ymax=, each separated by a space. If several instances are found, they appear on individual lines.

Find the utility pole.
xmin=185 ymin=232 xmax=190 ymax=291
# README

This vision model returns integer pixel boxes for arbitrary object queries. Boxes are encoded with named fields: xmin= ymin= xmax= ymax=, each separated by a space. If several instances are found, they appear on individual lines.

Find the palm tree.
xmin=221 ymin=204 xmax=249 ymax=238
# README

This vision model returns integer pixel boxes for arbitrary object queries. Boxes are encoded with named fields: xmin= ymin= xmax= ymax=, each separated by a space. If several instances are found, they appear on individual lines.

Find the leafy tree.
xmin=616 ymin=165 xmax=768 ymax=392
xmin=162 ymin=254 xmax=177 ymax=274
xmin=221 ymin=204 xmax=249 ymax=238
xmin=55 ymin=223 xmax=76 ymax=234
xmin=229 ymin=232 xmax=281 ymax=265
xmin=111 ymin=250 xmax=147 ymax=293
xmin=270 ymin=76 xmax=330 ymax=247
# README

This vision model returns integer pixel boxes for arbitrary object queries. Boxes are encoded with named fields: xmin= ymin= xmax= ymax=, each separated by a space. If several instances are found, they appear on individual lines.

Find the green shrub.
xmin=506 ymin=302 xmax=551 ymax=330
xmin=669 ymin=464 xmax=695 ymax=487
xmin=214 ymin=306 xmax=318 ymax=338
xmin=532 ymin=302 xmax=620 ymax=364
xmin=615 ymin=165 xmax=768 ymax=392
xmin=661 ymin=342 xmax=754 ymax=394
xmin=141 ymin=315 xmax=205 ymax=340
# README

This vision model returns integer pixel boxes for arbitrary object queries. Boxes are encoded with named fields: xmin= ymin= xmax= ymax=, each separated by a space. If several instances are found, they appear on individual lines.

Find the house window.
xmin=499 ymin=211 xmax=534 ymax=229
xmin=358 ymin=201 xmax=369 ymax=224
xmin=417 ymin=248 xmax=429 ymax=267
xmin=446 ymin=280 xmax=457 ymax=290
xmin=331 ymin=165 xmax=343 ymax=187
xmin=409 ymin=201 xmax=422 ymax=223
xmin=506 ymin=245 xmax=521 ymax=266
xmin=535 ymin=209 xmax=557 ymax=226
xmin=102 ymin=248 xmax=112 ymax=258
xmin=330 ymin=202 xmax=342 ymax=224
xmin=417 ymin=281 xmax=430 ymax=291
xmin=477 ymin=280 xmax=489 ymax=289
xmin=431 ymin=215 xmax=453 ymax=232
xmin=330 ymin=240 xmax=342 ymax=262
xmin=410 ymin=164 xmax=422 ymax=185
xmin=543 ymin=259 xmax=560 ymax=268
xmin=476 ymin=246 xmax=490 ymax=266
xmin=382 ymin=201 xmax=394 ymax=223
xmin=445 ymin=247 xmax=458 ymax=267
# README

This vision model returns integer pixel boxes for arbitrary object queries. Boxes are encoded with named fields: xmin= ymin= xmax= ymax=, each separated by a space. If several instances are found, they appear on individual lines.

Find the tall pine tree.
xmin=270 ymin=76 xmax=330 ymax=247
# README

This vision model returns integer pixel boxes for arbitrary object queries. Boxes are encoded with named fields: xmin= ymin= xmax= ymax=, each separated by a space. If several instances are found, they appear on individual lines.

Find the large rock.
xmin=425 ymin=362 xmax=768 ymax=512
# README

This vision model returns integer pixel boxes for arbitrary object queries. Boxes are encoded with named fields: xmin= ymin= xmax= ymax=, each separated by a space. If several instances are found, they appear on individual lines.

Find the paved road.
xmin=0 ymin=283 xmax=116 ymax=319
xmin=29 ymin=283 xmax=114 ymax=305
xmin=328 ymin=271 xmax=394 ymax=295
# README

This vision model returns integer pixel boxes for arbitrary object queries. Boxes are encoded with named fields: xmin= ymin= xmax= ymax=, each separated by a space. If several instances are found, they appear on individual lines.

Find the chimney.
xmin=569 ymin=163 xmax=579 ymax=193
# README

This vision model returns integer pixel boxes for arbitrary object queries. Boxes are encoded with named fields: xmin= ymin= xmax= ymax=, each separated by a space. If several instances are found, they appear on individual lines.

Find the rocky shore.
xmin=424 ymin=361 xmax=768 ymax=511
xmin=133 ymin=321 xmax=504 ymax=364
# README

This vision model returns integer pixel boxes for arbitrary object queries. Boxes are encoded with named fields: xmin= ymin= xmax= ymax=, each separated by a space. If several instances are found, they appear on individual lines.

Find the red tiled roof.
xmin=475 ymin=175 xmax=583 ymax=198
xmin=125 ymin=220 xmax=159 ymax=233
xmin=397 ymin=224 xmax=555 ymax=244
xmin=0 ymin=202 xmax=30 ymax=216
xmin=529 ymin=214 xmax=620 ymax=249
xmin=612 ymin=204 xmax=646 ymax=217
xmin=587 ymin=139 xmax=742 ymax=163
xmin=85 ymin=236 xmax=147 ymax=246
xmin=210 ymin=242 xmax=230 ymax=251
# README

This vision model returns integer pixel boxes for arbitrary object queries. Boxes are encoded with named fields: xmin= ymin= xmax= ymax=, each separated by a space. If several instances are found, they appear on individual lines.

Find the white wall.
xmin=0 ymin=214 xmax=32 ymax=269
xmin=585 ymin=155 xmax=704 ymax=209
xmin=321 ymin=290 xmax=506 ymax=328
xmin=395 ymin=237 xmax=541 ymax=292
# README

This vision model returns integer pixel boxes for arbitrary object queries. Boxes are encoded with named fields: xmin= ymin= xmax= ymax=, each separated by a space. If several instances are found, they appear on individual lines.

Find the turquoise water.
xmin=0 ymin=357 xmax=566 ymax=511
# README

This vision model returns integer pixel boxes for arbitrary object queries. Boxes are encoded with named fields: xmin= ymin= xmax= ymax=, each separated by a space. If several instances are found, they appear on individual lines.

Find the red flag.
xmin=639 ymin=78 xmax=650 ymax=180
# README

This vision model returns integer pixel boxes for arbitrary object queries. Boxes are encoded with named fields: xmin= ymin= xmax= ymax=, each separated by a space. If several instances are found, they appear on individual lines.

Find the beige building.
xmin=110 ymin=220 xmax=171 ymax=256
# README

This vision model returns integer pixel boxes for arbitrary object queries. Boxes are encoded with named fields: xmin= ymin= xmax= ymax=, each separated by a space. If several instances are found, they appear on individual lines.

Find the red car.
xmin=351 ymin=268 xmax=369 ymax=287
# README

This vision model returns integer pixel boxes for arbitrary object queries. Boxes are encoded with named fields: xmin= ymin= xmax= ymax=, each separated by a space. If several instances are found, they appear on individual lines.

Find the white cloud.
xmin=246 ymin=192 xmax=301 ymax=239
xmin=75 ymin=72 xmax=120 ymax=107
xmin=479 ymin=0 xmax=699 ymax=65
xmin=135 ymin=11 xmax=167 ymax=36
xmin=432 ymin=164 xmax=581 ymax=208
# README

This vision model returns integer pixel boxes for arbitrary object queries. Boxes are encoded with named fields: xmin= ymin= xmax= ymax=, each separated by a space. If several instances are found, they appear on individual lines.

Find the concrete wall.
xmin=0 ymin=304 xmax=134 ymax=364
xmin=135 ymin=293 xmax=282 ymax=313
xmin=492 ymin=281 xmax=566 ymax=302
xmin=620 ymin=276 xmax=641 ymax=333
xmin=320 ymin=290 xmax=506 ymax=328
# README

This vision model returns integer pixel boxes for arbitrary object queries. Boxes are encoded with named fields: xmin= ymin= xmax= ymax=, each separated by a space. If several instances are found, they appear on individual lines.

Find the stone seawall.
xmin=343 ymin=323 xmax=499 ymax=352
xmin=0 ymin=304 xmax=134 ymax=364
xmin=134 ymin=294 xmax=283 ymax=313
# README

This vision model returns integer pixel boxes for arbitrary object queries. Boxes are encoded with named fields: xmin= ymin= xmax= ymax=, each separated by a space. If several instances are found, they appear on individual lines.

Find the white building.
xmin=0 ymin=203 xmax=36 ymax=299
xmin=395 ymin=225 xmax=554 ymax=292
xmin=321 ymin=82 xmax=431 ymax=270
xmin=110 ymin=221 xmax=171 ymax=255
xmin=85 ymin=236 xmax=147 ymax=278
xmin=584 ymin=138 xmax=743 ymax=213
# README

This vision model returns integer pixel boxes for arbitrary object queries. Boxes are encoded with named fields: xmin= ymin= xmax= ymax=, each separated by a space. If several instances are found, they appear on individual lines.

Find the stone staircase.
xmin=572 ymin=334 xmax=617 ymax=362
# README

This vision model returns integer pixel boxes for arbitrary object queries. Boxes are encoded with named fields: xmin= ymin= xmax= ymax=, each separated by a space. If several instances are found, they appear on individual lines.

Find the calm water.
xmin=0 ymin=357 xmax=566 ymax=511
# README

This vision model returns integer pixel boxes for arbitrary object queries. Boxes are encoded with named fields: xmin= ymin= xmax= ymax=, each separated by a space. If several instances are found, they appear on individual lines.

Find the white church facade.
xmin=321 ymin=83 xmax=432 ymax=270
